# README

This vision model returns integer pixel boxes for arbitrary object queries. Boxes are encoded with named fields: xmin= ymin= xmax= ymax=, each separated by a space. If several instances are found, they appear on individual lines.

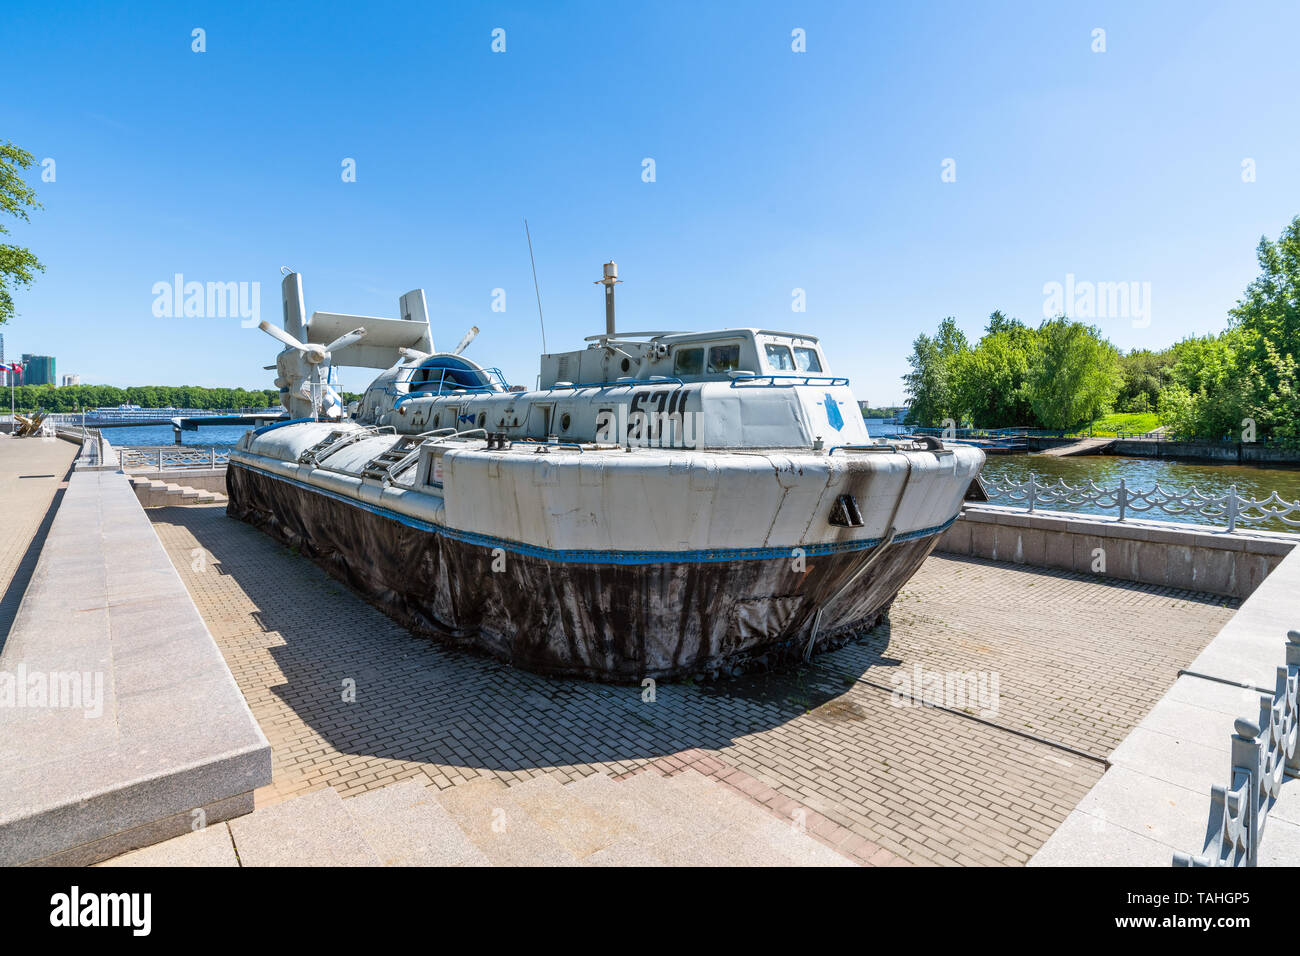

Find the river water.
xmin=979 ymin=454 xmax=1300 ymax=531
xmin=863 ymin=420 xmax=1300 ymax=531
xmin=104 ymin=424 xmax=254 ymax=448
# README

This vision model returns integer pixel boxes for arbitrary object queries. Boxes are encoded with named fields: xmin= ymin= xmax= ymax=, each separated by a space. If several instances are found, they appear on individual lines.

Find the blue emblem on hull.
xmin=824 ymin=393 xmax=843 ymax=431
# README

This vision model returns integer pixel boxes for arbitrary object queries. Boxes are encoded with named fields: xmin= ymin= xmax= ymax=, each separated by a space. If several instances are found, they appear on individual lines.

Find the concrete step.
xmin=98 ymin=822 xmax=240 ymax=867
xmin=436 ymin=776 xmax=579 ymax=866
xmin=666 ymin=769 xmax=855 ymax=866
xmin=341 ymin=779 xmax=488 ymax=867
xmin=564 ymin=772 xmax=688 ymax=847
xmin=584 ymin=839 xmax=666 ymax=866
xmin=505 ymin=774 xmax=641 ymax=862
xmin=663 ymin=770 xmax=792 ymax=865
xmin=226 ymin=787 xmax=381 ymax=866
xmin=132 ymin=475 xmax=228 ymax=508
xmin=613 ymin=769 xmax=755 ymax=866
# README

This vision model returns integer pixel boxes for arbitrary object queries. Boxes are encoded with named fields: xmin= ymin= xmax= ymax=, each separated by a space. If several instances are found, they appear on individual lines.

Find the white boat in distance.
xmin=227 ymin=264 xmax=985 ymax=681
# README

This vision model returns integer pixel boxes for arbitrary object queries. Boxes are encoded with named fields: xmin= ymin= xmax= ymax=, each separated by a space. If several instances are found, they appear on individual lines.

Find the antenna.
xmin=524 ymin=219 xmax=547 ymax=353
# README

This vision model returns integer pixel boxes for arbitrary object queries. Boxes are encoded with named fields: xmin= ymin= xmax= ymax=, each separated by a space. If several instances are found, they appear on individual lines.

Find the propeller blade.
xmin=453 ymin=326 xmax=479 ymax=355
xmin=324 ymin=327 xmax=367 ymax=354
xmin=398 ymin=347 xmax=430 ymax=362
xmin=258 ymin=320 xmax=307 ymax=352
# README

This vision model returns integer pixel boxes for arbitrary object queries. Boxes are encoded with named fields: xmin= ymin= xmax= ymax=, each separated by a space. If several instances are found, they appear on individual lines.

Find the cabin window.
xmin=673 ymin=348 xmax=704 ymax=376
xmin=764 ymin=344 xmax=796 ymax=370
xmin=708 ymin=344 xmax=740 ymax=374
xmin=793 ymin=347 xmax=823 ymax=372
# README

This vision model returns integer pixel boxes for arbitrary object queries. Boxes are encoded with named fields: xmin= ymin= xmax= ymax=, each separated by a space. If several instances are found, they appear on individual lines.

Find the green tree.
xmin=1116 ymin=348 xmax=1173 ymax=413
xmin=902 ymin=317 xmax=968 ymax=426
xmin=1228 ymin=216 xmax=1300 ymax=440
xmin=1155 ymin=217 xmax=1300 ymax=442
xmin=951 ymin=312 xmax=1036 ymax=426
xmin=1027 ymin=317 xmax=1122 ymax=430
xmin=0 ymin=142 xmax=44 ymax=324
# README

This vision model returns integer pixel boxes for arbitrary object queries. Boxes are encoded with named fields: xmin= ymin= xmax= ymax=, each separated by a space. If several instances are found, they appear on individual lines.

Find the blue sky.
xmin=3 ymin=0 xmax=1299 ymax=404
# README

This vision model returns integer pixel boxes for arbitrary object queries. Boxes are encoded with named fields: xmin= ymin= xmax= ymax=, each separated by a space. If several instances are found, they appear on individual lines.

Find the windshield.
xmin=793 ymin=346 xmax=822 ymax=372
xmin=765 ymin=344 xmax=796 ymax=370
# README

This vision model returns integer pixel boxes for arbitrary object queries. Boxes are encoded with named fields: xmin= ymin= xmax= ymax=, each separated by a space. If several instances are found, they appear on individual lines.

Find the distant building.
xmin=61 ymin=373 xmax=80 ymax=387
xmin=21 ymin=354 xmax=57 ymax=386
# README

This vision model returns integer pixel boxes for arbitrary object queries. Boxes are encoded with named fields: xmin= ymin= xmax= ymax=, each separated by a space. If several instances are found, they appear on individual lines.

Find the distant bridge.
xmin=32 ymin=408 xmax=286 ymax=442
xmin=37 ymin=407 xmax=283 ymax=427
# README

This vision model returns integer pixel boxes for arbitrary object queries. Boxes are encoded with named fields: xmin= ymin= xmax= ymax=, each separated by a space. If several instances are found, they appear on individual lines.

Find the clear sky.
xmin=3 ymin=0 xmax=1299 ymax=405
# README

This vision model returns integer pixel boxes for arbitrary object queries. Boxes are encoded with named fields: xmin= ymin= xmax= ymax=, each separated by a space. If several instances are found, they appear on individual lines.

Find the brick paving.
xmin=148 ymin=504 xmax=1238 ymax=865
xmin=0 ymin=435 xmax=77 ymax=647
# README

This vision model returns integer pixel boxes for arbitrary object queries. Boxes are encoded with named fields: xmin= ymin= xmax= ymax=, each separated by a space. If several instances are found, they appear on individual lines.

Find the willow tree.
xmin=1028 ymin=317 xmax=1122 ymax=431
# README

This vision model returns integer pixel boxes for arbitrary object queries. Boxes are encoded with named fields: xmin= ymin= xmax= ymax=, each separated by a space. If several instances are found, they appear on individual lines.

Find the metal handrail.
xmin=981 ymin=474 xmax=1300 ymax=532
xmin=827 ymin=444 xmax=899 ymax=455
xmin=389 ymin=365 xmax=510 ymax=402
xmin=550 ymin=376 xmax=685 ymax=390
xmin=729 ymin=373 xmax=849 ymax=388
xmin=513 ymin=438 xmax=586 ymax=453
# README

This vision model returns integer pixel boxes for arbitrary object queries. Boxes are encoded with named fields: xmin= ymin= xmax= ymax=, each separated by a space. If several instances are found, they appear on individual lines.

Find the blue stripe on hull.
xmin=230 ymin=460 xmax=957 ymax=566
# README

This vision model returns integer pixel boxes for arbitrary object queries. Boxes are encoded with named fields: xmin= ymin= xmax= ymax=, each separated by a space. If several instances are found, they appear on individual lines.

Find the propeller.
xmin=453 ymin=326 xmax=479 ymax=356
xmin=323 ymin=327 xmax=367 ymax=354
xmin=257 ymin=320 xmax=367 ymax=418
xmin=398 ymin=326 xmax=475 ymax=362
xmin=258 ymin=320 xmax=307 ymax=352
xmin=257 ymin=320 xmax=366 ymax=364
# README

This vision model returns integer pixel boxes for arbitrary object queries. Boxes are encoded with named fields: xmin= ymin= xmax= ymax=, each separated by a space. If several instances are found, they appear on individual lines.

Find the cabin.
xmin=538 ymin=329 xmax=829 ymax=389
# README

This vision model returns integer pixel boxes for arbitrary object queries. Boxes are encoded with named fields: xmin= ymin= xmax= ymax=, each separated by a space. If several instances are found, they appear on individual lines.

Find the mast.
xmin=595 ymin=261 xmax=621 ymax=337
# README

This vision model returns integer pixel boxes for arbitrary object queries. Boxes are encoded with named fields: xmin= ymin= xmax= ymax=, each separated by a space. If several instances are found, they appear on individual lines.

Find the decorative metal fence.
xmin=119 ymin=446 xmax=229 ymax=470
xmin=981 ymin=475 xmax=1300 ymax=532
xmin=1174 ymin=630 xmax=1300 ymax=866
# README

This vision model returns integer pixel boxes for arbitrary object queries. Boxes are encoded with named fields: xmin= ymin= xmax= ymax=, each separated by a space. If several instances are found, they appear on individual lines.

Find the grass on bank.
xmin=1079 ymin=412 xmax=1162 ymax=436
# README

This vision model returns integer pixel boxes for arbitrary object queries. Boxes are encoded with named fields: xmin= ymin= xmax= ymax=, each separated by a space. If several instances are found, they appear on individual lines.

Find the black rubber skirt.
xmin=226 ymin=463 xmax=943 ymax=681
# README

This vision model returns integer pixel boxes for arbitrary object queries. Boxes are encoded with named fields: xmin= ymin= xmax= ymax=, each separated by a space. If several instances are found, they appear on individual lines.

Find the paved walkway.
xmin=1035 ymin=437 xmax=1118 ymax=457
xmin=0 ymin=435 xmax=77 ymax=649
xmin=147 ymin=504 xmax=1238 ymax=866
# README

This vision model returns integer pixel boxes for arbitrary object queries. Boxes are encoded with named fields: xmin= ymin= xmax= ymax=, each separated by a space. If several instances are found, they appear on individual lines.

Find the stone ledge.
xmin=1031 ymin=544 xmax=1300 ymax=866
xmin=0 ymin=467 xmax=270 ymax=866
xmin=939 ymin=505 xmax=1297 ymax=598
